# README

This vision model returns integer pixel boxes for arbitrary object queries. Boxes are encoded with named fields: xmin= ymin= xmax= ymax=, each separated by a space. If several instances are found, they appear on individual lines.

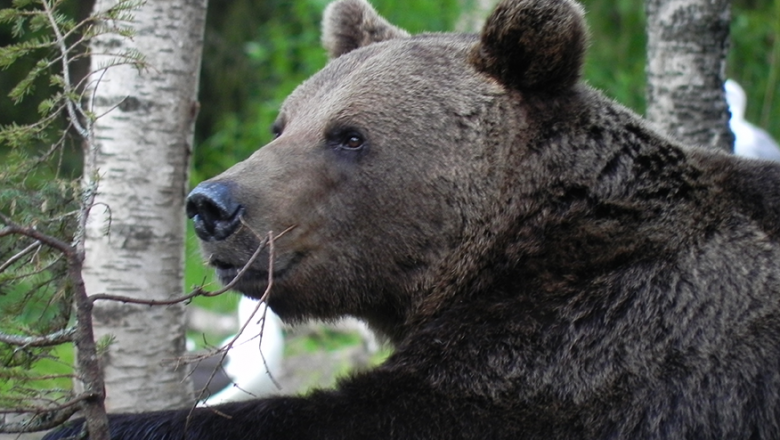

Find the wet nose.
xmin=186 ymin=182 xmax=244 ymax=242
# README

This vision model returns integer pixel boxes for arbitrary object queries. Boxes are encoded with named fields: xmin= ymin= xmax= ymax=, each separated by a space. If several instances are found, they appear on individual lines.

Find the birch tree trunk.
xmin=83 ymin=0 xmax=207 ymax=412
xmin=645 ymin=0 xmax=733 ymax=152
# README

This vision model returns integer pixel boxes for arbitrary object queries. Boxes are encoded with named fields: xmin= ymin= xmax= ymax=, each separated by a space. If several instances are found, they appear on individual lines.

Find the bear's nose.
xmin=186 ymin=182 xmax=244 ymax=242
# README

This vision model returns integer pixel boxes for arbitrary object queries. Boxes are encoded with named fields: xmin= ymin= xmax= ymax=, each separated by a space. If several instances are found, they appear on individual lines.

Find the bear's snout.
xmin=186 ymin=181 xmax=245 ymax=242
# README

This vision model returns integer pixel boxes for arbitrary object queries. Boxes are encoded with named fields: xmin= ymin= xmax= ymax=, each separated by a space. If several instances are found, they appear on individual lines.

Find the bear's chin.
xmin=212 ymin=253 xmax=303 ymax=299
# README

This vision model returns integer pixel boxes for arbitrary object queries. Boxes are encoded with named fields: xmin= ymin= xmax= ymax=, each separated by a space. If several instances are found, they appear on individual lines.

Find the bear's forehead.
xmin=279 ymin=34 xmax=485 ymax=120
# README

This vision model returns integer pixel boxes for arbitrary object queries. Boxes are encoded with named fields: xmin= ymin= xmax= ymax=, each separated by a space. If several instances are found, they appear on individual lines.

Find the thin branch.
xmin=87 ymin=235 xmax=266 ymax=305
xmin=0 ymin=372 xmax=74 ymax=381
xmin=41 ymin=0 xmax=88 ymax=139
xmin=0 ymin=224 xmax=73 ymax=256
xmin=188 ymin=348 xmax=231 ymax=405
xmin=0 ymin=240 xmax=41 ymax=274
xmin=0 ymin=252 xmax=64 ymax=283
xmin=0 ymin=326 xmax=75 ymax=348
xmin=1 ymin=102 xmax=64 ymax=136
xmin=232 ymin=227 xmax=280 ymax=390
xmin=75 ymin=66 xmax=106 ymax=253
xmin=187 ymin=229 xmax=281 ymax=437
xmin=88 ymin=225 xmax=295 ymax=306
xmin=9 ymin=390 xmax=81 ymax=408
xmin=195 ymin=233 xmax=280 ymax=401
xmin=256 ymin=309 xmax=280 ymax=391
xmin=0 ymin=393 xmax=96 ymax=434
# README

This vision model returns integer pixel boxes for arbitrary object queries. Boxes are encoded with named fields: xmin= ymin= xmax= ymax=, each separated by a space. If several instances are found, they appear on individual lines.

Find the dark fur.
xmin=471 ymin=0 xmax=588 ymax=92
xmin=47 ymin=0 xmax=780 ymax=439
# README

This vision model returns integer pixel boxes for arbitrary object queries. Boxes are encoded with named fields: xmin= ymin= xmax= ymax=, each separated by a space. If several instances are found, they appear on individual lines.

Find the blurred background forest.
xmin=0 ymin=0 xmax=778 ymax=351
xmin=2 ymin=0 xmax=777 ymax=176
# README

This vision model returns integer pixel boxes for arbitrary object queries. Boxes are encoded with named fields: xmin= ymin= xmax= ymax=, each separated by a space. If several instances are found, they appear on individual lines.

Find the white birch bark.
xmin=82 ymin=0 xmax=207 ymax=412
xmin=645 ymin=0 xmax=733 ymax=152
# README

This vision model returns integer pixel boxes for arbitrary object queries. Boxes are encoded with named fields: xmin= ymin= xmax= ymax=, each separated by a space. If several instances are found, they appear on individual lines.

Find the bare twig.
xmin=186 ymin=227 xmax=283 ymax=397
xmin=41 ymin=0 xmax=89 ymax=139
xmin=234 ymin=227 xmax=281 ymax=391
xmin=87 ymin=236 xmax=266 ymax=305
xmin=0 ymin=393 xmax=94 ymax=416
xmin=0 ymin=393 xmax=97 ymax=433
xmin=0 ymin=240 xmax=41 ymax=274
xmin=0 ymin=224 xmax=73 ymax=256
xmin=195 ymin=231 xmax=281 ymax=401
xmin=88 ymin=225 xmax=295 ymax=306
xmin=0 ymin=327 xmax=76 ymax=348
xmin=186 ymin=226 xmax=286 ymax=435
xmin=0 ymin=373 xmax=74 ymax=382
xmin=0 ymin=253 xmax=64 ymax=283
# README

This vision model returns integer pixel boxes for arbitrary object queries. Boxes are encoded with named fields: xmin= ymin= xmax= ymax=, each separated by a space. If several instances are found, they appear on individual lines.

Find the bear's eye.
xmin=271 ymin=122 xmax=284 ymax=139
xmin=327 ymin=128 xmax=367 ymax=153
xmin=326 ymin=127 xmax=368 ymax=156
xmin=342 ymin=133 xmax=364 ymax=150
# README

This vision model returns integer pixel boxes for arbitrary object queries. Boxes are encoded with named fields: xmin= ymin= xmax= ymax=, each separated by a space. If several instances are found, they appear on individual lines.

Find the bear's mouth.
xmin=211 ymin=259 xmax=248 ymax=282
xmin=209 ymin=254 xmax=301 ymax=299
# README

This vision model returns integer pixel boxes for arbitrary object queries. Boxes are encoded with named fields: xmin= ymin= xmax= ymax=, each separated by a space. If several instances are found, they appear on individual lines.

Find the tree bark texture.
xmin=83 ymin=0 xmax=207 ymax=412
xmin=645 ymin=0 xmax=733 ymax=152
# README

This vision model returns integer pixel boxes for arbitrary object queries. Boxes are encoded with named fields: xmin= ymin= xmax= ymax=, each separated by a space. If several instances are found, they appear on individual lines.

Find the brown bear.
xmin=48 ymin=0 xmax=780 ymax=438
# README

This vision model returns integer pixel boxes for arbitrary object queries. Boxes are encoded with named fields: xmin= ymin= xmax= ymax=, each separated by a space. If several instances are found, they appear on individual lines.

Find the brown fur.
xmin=322 ymin=0 xmax=409 ymax=58
xmin=47 ymin=0 xmax=780 ymax=439
xmin=471 ymin=0 xmax=588 ymax=92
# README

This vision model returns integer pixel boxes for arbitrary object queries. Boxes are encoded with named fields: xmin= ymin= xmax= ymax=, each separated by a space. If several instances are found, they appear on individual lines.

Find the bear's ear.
xmin=322 ymin=0 xmax=410 ymax=58
xmin=470 ymin=0 xmax=588 ymax=93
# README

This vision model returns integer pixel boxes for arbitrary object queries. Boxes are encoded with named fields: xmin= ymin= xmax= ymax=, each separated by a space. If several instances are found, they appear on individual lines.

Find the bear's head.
xmin=186 ymin=0 xmax=589 ymax=342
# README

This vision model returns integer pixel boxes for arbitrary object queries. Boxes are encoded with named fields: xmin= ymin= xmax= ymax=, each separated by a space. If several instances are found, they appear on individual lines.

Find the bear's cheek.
xmin=198 ymin=145 xmax=364 ymax=283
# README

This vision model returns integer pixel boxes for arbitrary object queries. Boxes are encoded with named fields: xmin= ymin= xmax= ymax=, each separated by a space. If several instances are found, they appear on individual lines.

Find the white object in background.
xmin=200 ymin=296 xmax=285 ymax=405
xmin=725 ymin=79 xmax=780 ymax=161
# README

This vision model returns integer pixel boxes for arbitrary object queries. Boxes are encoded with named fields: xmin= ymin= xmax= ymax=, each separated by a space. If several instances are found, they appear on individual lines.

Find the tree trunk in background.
xmin=645 ymin=0 xmax=733 ymax=152
xmin=83 ymin=0 xmax=207 ymax=412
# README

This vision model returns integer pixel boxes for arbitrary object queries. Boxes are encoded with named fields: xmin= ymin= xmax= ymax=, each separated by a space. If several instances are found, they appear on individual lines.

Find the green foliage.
xmin=196 ymin=0 xmax=779 ymax=186
xmin=194 ymin=0 xmax=463 ymax=182
xmin=284 ymin=328 xmax=364 ymax=356
xmin=0 ymin=147 xmax=78 ymax=414
xmin=728 ymin=0 xmax=780 ymax=131
xmin=580 ymin=0 xmax=779 ymax=143
xmin=194 ymin=0 xmax=330 ymax=181
xmin=0 ymin=152 xmax=78 ymax=331
xmin=0 ymin=0 xmax=146 ymax=424
xmin=185 ymin=220 xmax=236 ymax=313
xmin=0 ymin=343 xmax=73 ymax=409
xmin=371 ymin=0 xmax=461 ymax=33
xmin=580 ymin=0 xmax=647 ymax=113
